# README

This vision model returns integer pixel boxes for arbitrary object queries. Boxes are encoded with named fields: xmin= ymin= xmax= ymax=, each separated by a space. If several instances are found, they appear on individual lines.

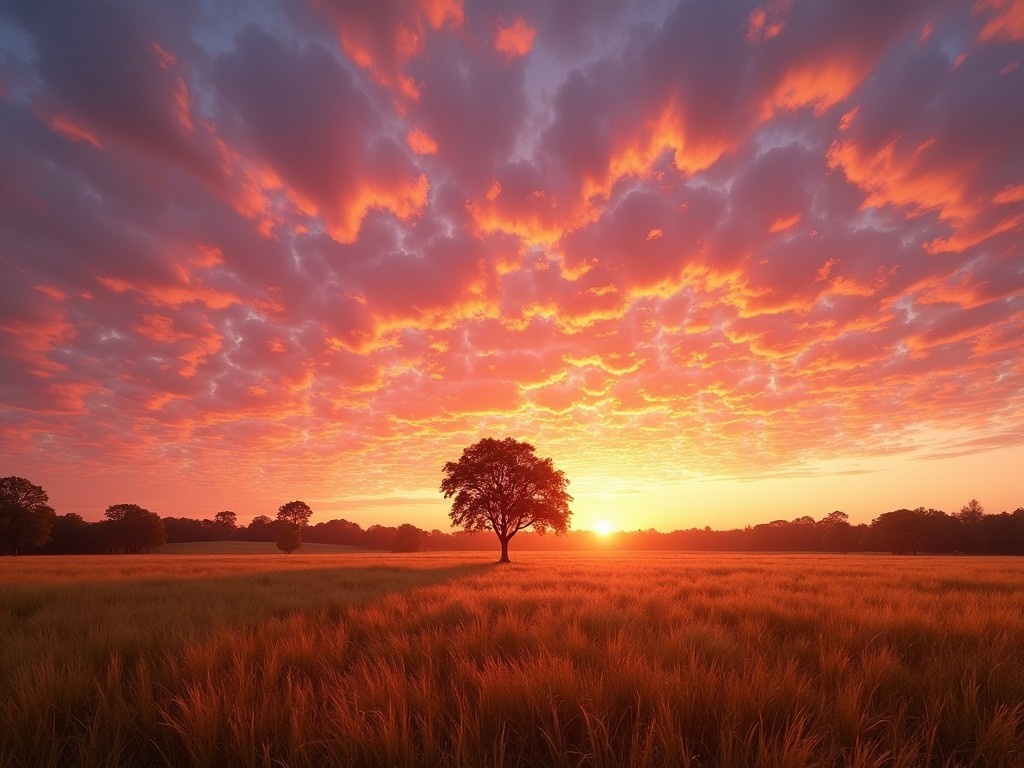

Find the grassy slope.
xmin=2 ymin=552 xmax=1023 ymax=767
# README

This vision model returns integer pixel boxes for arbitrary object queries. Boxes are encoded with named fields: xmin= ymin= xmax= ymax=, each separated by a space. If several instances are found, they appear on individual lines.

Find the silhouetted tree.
xmin=956 ymin=498 xmax=985 ymax=553
xmin=277 ymin=525 xmax=302 ymax=554
xmin=0 ymin=476 xmax=56 ymax=555
xmin=392 ymin=523 xmax=425 ymax=552
xmin=275 ymin=501 xmax=312 ymax=551
xmin=306 ymin=518 xmax=364 ymax=546
xmin=277 ymin=501 xmax=312 ymax=528
xmin=42 ymin=513 xmax=95 ymax=554
xmin=820 ymin=510 xmax=852 ymax=553
xmin=213 ymin=510 xmax=237 ymax=537
xmin=872 ymin=509 xmax=923 ymax=554
xmin=238 ymin=515 xmax=282 ymax=541
xmin=441 ymin=436 xmax=572 ymax=563
xmin=362 ymin=524 xmax=399 ymax=550
xmin=104 ymin=503 xmax=166 ymax=553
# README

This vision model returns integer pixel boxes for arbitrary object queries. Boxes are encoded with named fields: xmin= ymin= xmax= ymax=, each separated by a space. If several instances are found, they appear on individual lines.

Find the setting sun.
xmin=595 ymin=520 xmax=615 ymax=537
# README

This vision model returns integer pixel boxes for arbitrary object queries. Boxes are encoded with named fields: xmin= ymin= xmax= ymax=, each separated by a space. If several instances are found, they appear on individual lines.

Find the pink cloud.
xmin=316 ymin=0 xmax=463 ymax=101
xmin=494 ymin=18 xmax=537 ymax=61
xmin=214 ymin=26 xmax=430 ymax=243
xmin=975 ymin=0 xmax=1024 ymax=42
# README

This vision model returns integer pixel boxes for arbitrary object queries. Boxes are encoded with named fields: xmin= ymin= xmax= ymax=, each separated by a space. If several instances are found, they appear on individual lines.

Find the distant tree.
xmin=238 ymin=514 xmax=283 ymax=542
xmin=871 ymin=509 xmax=923 ymax=554
xmin=104 ymin=504 xmax=166 ymax=553
xmin=955 ymin=498 xmax=985 ymax=553
xmin=958 ymin=499 xmax=984 ymax=522
xmin=275 ymin=501 xmax=312 ymax=551
xmin=43 ymin=513 xmax=95 ymax=554
xmin=820 ymin=510 xmax=852 ymax=553
xmin=392 ymin=523 xmax=425 ymax=552
xmin=306 ymin=518 xmax=364 ymax=546
xmin=277 ymin=525 xmax=302 ymax=554
xmin=214 ymin=510 xmax=237 ymax=533
xmin=0 ymin=476 xmax=56 ymax=555
xmin=440 ymin=437 xmax=572 ymax=563
xmin=163 ymin=516 xmax=219 ymax=543
xmin=277 ymin=501 xmax=313 ymax=528
xmin=362 ymin=524 xmax=399 ymax=550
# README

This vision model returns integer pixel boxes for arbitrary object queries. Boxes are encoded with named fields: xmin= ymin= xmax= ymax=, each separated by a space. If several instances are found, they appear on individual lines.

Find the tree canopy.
xmin=277 ymin=501 xmax=312 ymax=528
xmin=103 ymin=503 xmax=166 ymax=553
xmin=440 ymin=437 xmax=572 ymax=563
xmin=276 ymin=500 xmax=312 ymax=553
xmin=276 ymin=525 xmax=302 ymax=554
xmin=0 ymin=476 xmax=56 ymax=555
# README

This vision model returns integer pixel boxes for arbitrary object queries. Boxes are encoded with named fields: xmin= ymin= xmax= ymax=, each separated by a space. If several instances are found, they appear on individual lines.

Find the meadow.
xmin=1 ymin=552 xmax=1023 ymax=767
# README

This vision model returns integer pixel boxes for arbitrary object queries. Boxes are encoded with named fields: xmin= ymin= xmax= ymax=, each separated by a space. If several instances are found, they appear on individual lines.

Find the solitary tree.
xmin=277 ymin=501 xmax=313 ymax=528
xmin=0 ymin=476 xmax=56 ymax=555
xmin=440 ymin=437 xmax=572 ymax=563
xmin=276 ymin=500 xmax=312 ymax=553
xmin=276 ymin=525 xmax=302 ymax=554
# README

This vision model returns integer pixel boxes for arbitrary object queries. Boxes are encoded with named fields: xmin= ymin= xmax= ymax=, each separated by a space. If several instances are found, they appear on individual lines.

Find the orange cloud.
xmin=192 ymin=245 xmax=224 ymax=269
xmin=828 ymin=137 xmax=971 ymax=226
xmin=407 ymin=127 xmax=439 ymax=155
xmin=135 ymin=313 xmax=190 ymax=343
xmin=33 ymin=284 xmax=67 ymax=302
xmin=148 ymin=41 xmax=177 ymax=70
xmin=134 ymin=313 xmax=223 ymax=377
xmin=325 ymin=0 xmax=464 ymax=102
xmin=324 ymin=173 xmax=430 ymax=244
xmin=417 ymin=0 xmax=464 ymax=29
xmin=745 ymin=0 xmax=792 ymax=43
xmin=37 ymin=111 xmax=103 ymax=148
xmin=760 ymin=59 xmax=863 ymax=120
xmin=0 ymin=313 xmax=75 ymax=377
xmin=494 ymin=18 xmax=537 ymax=60
xmin=994 ymin=183 xmax=1024 ymax=204
xmin=769 ymin=213 xmax=802 ymax=233
xmin=98 ymin=276 xmax=239 ymax=310
xmin=975 ymin=0 xmax=1024 ymax=42
xmin=829 ymin=133 xmax=1024 ymax=255
xmin=581 ymin=100 xmax=729 ymax=204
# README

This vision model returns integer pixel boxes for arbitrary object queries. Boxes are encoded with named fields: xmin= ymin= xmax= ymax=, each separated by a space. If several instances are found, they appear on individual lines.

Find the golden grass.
xmin=2 ymin=553 xmax=1023 ymax=767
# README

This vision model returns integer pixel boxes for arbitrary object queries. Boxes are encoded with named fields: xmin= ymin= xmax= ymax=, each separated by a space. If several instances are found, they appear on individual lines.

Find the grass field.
xmin=2 ymin=552 xmax=1023 ymax=767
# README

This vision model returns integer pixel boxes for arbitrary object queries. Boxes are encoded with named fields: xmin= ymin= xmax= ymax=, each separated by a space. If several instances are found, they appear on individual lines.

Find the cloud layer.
xmin=1 ymin=0 xmax=1022 ymax=523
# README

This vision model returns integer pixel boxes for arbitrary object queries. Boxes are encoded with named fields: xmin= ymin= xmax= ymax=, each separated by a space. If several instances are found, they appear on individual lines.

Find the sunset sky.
xmin=1 ymin=0 xmax=1022 ymax=532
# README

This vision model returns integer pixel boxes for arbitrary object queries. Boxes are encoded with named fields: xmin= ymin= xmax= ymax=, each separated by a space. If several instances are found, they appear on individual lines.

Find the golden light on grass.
xmin=3 ymin=552 xmax=1024 ymax=766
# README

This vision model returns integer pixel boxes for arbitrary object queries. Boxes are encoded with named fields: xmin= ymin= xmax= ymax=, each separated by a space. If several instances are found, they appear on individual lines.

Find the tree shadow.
xmin=1 ymin=557 xmax=497 ymax=666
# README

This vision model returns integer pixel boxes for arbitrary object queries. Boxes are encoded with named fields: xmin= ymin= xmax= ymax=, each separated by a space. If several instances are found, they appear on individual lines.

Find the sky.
xmin=1 ymin=0 xmax=1022 ymax=533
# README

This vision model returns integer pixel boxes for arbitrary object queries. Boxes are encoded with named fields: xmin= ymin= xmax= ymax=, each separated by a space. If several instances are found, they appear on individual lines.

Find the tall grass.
xmin=2 ymin=553 xmax=1023 ymax=766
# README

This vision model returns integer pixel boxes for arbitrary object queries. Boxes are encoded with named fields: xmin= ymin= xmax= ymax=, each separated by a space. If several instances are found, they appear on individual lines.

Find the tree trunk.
xmin=498 ymin=535 xmax=510 ymax=564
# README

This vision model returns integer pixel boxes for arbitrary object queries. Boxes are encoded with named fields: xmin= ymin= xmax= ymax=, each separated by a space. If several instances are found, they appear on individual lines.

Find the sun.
xmin=594 ymin=520 xmax=614 ymax=536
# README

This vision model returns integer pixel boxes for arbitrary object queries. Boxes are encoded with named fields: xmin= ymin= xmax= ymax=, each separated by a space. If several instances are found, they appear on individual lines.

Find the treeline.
xmin=3 ymin=475 xmax=1023 ymax=556
xmin=31 ymin=503 xmax=1024 ymax=557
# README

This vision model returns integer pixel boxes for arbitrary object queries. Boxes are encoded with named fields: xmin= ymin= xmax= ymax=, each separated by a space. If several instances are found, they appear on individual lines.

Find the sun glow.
xmin=594 ymin=520 xmax=614 ymax=536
